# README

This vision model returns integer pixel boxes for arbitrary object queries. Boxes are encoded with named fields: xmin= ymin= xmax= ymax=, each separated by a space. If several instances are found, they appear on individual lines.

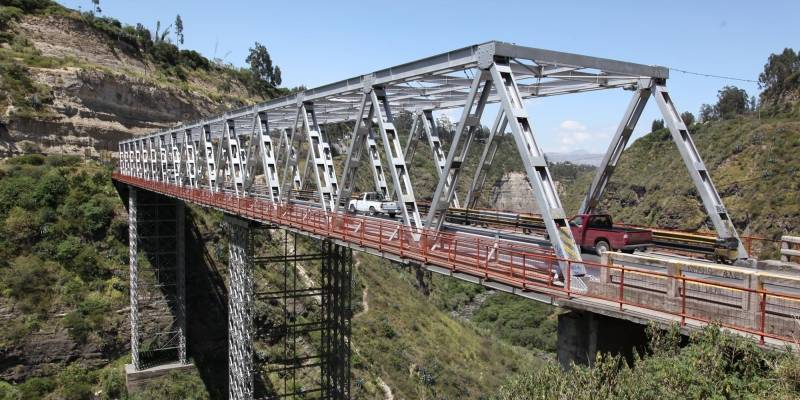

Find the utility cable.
xmin=666 ymin=67 xmax=759 ymax=83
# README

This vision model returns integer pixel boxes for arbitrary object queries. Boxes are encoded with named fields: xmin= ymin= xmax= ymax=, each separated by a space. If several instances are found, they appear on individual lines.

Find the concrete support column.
xmin=176 ymin=201 xmax=187 ymax=364
xmin=226 ymin=215 xmax=254 ymax=400
xmin=557 ymin=310 xmax=647 ymax=369
xmin=128 ymin=186 xmax=140 ymax=370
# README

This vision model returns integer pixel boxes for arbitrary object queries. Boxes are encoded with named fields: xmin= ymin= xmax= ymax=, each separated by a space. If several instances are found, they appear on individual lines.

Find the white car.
xmin=348 ymin=192 xmax=399 ymax=217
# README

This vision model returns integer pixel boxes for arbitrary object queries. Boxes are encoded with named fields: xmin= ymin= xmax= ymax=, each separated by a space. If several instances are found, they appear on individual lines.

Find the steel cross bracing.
xmin=578 ymin=80 xmax=749 ymax=259
xmin=466 ymin=109 xmax=507 ymax=209
xmin=338 ymin=93 xmax=391 ymax=206
xmin=404 ymin=109 xmax=461 ymax=208
xmin=119 ymin=41 xmax=746 ymax=269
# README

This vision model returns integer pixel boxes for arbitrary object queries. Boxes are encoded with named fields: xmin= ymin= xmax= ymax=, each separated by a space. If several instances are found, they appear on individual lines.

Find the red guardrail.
xmin=114 ymin=173 xmax=800 ymax=345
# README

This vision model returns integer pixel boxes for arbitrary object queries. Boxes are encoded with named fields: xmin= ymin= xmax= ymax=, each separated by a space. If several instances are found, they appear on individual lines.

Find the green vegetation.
xmin=471 ymin=292 xmax=559 ymax=352
xmin=0 ymin=155 xmax=130 ymax=396
xmin=0 ymin=355 xmax=129 ymax=400
xmin=494 ymin=325 xmax=800 ymax=400
xmin=0 ymin=0 xmax=287 ymax=119
xmin=129 ymin=370 xmax=209 ymax=400
xmin=759 ymin=47 xmax=800 ymax=106
xmin=351 ymin=255 xmax=541 ymax=399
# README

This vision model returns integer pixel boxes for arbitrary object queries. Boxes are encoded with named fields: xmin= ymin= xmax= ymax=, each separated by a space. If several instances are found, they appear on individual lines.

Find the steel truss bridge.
xmin=113 ymin=41 xmax=800 ymax=400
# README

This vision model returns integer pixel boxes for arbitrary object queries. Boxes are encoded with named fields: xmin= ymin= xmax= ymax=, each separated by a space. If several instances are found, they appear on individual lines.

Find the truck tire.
xmin=369 ymin=206 xmax=377 ymax=216
xmin=349 ymin=204 xmax=356 ymax=213
xmin=595 ymin=240 xmax=611 ymax=255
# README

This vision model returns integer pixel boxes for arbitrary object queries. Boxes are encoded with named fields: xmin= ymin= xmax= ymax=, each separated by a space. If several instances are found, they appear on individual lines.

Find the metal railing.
xmin=114 ymin=173 xmax=800 ymax=345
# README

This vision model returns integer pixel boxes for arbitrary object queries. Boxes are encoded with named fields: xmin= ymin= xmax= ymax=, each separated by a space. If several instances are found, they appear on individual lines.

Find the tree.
xmin=651 ymin=119 xmax=665 ymax=131
xmin=174 ymin=14 xmax=184 ymax=46
xmin=246 ymin=42 xmax=281 ymax=94
xmin=758 ymin=48 xmax=800 ymax=103
xmin=155 ymin=20 xmax=171 ymax=43
xmin=272 ymin=65 xmax=282 ymax=86
xmin=699 ymin=103 xmax=716 ymax=122
xmin=91 ymin=0 xmax=101 ymax=14
xmin=715 ymin=85 xmax=749 ymax=119
xmin=680 ymin=111 xmax=695 ymax=127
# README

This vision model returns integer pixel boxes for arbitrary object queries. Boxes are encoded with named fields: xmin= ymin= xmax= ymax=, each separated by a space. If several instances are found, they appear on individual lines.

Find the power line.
xmin=667 ymin=67 xmax=759 ymax=84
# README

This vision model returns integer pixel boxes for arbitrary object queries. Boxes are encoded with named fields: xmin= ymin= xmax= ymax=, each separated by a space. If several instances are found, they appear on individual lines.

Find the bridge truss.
xmin=116 ymin=41 xmax=774 ymax=398
xmin=119 ymin=41 xmax=748 ymax=274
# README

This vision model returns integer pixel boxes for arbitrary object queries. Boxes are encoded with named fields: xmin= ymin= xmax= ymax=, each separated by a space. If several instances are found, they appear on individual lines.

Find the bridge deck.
xmin=115 ymin=174 xmax=800 ymax=348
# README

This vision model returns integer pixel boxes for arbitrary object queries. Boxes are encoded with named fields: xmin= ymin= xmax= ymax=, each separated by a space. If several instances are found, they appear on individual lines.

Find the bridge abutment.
xmin=556 ymin=310 xmax=648 ymax=368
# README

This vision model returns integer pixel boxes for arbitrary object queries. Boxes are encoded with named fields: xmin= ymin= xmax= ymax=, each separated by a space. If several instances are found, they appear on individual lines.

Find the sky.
xmin=58 ymin=0 xmax=800 ymax=154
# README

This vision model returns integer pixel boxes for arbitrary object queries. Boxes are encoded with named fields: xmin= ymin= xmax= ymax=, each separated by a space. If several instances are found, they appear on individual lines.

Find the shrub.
xmin=130 ymin=370 xmax=209 ymax=400
xmin=57 ymin=364 xmax=94 ymax=400
xmin=3 ymin=206 xmax=38 ymax=244
xmin=0 ymin=255 xmax=58 ymax=313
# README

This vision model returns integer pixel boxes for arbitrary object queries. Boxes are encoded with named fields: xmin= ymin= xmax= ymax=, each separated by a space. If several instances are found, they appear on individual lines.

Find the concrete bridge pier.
xmin=556 ymin=310 xmax=648 ymax=368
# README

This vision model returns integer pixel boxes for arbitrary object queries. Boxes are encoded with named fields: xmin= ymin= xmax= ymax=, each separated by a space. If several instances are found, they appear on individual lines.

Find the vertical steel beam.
xmin=364 ymin=113 xmax=390 ymax=199
xmin=255 ymin=112 xmax=282 ymax=201
xmin=370 ymin=87 xmax=422 ymax=228
xmin=224 ymin=119 xmax=245 ymax=196
xmin=147 ymin=137 xmax=156 ymax=181
xmin=184 ymin=129 xmax=198 ymax=188
xmin=128 ymin=186 xmax=140 ymax=370
xmin=158 ymin=135 xmax=168 ymax=183
xmin=171 ymin=132 xmax=182 ymax=186
xmin=176 ymin=200 xmax=187 ymax=364
xmin=652 ymin=84 xmax=748 ymax=259
xmin=201 ymin=124 xmax=217 ymax=190
xmin=579 ymin=87 xmax=650 ymax=215
xmin=337 ymin=93 xmax=370 ymax=207
xmin=421 ymin=109 xmax=462 ymax=208
xmin=280 ymin=109 xmax=304 ymax=201
xmin=425 ymin=72 xmax=492 ymax=230
xmin=133 ymin=141 xmax=140 ymax=178
xmin=489 ymin=59 xmax=586 ymax=277
xmin=403 ymin=111 xmax=422 ymax=164
xmin=215 ymin=122 xmax=229 ymax=192
xmin=466 ymin=110 xmax=507 ymax=209
xmin=226 ymin=215 xmax=253 ymax=400
xmin=301 ymin=102 xmax=340 ymax=213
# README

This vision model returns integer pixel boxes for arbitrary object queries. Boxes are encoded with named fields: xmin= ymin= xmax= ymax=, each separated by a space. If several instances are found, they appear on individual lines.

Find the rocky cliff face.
xmin=489 ymin=171 xmax=566 ymax=215
xmin=1 ymin=15 xmax=254 ymax=156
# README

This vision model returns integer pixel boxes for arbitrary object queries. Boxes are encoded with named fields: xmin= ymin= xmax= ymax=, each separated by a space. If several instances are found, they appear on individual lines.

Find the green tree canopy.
xmin=758 ymin=47 xmax=800 ymax=103
xmin=246 ymin=41 xmax=281 ymax=95
xmin=715 ymin=85 xmax=749 ymax=119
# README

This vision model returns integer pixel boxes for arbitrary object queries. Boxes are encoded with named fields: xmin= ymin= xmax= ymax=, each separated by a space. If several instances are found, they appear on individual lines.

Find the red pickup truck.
xmin=568 ymin=214 xmax=652 ymax=254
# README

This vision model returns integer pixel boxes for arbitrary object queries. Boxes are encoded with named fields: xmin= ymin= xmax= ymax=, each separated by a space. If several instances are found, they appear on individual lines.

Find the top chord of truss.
xmin=120 ymin=41 xmax=668 ymax=143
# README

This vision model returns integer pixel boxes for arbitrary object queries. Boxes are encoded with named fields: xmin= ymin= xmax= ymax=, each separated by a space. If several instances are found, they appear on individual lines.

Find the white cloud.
xmin=559 ymin=120 xmax=586 ymax=131
xmin=555 ymin=119 xmax=612 ymax=153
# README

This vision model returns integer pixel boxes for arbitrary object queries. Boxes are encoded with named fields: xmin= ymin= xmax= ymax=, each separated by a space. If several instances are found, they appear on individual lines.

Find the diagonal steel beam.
xmin=425 ymin=72 xmax=491 ymax=230
xmin=489 ymin=59 xmax=586 ymax=279
xmin=652 ymin=84 xmax=748 ymax=259
xmin=466 ymin=109 xmax=507 ymax=209
xmin=370 ymin=86 xmax=422 ymax=229
xmin=579 ymin=86 xmax=650 ymax=215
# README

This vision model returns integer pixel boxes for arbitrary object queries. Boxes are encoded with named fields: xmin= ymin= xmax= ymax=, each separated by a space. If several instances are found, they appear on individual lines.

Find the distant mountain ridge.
xmin=545 ymin=149 xmax=604 ymax=166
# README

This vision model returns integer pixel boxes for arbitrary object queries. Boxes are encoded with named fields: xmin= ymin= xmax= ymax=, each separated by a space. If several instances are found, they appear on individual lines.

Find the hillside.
xmin=556 ymin=108 xmax=800 ymax=245
xmin=0 ymin=1 xmax=263 ymax=156
xmin=0 ymin=3 xmax=554 ymax=398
